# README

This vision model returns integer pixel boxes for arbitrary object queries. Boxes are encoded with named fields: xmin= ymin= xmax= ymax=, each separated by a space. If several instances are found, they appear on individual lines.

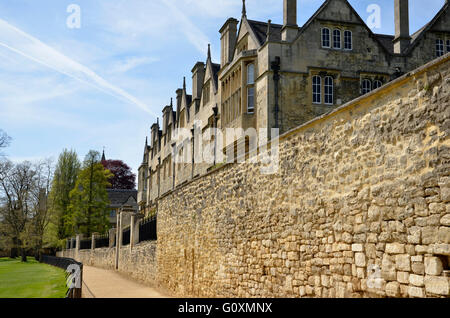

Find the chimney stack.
xmin=191 ymin=62 xmax=205 ymax=101
xmin=219 ymin=18 xmax=239 ymax=67
xmin=393 ymin=0 xmax=411 ymax=54
xmin=282 ymin=0 xmax=298 ymax=42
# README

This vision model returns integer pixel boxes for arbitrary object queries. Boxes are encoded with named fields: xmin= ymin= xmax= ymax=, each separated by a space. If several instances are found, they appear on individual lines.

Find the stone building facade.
xmin=138 ymin=0 xmax=450 ymax=214
xmin=62 ymin=54 xmax=450 ymax=298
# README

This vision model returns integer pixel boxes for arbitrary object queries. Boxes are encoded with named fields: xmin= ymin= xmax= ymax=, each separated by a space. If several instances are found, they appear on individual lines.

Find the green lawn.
xmin=0 ymin=257 xmax=67 ymax=298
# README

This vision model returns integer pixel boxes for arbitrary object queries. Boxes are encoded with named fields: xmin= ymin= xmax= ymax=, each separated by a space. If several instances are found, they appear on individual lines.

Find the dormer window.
xmin=344 ymin=31 xmax=352 ymax=50
xmin=436 ymin=39 xmax=444 ymax=57
xmin=333 ymin=30 xmax=341 ymax=49
xmin=322 ymin=28 xmax=330 ymax=48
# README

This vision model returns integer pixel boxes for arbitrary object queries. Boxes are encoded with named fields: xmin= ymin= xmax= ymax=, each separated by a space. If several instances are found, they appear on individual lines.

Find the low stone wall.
xmin=59 ymin=241 xmax=158 ymax=287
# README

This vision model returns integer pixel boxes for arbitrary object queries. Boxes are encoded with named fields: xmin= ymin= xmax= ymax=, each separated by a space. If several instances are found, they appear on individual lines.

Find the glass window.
xmin=333 ymin=30 xmax=341 ymax=49
xmin=436 ymin=39 xmax=444 ymax=57
xmin=324 ymin=76 xmax=333 ymax=105
xmin=373 ymin=80 xmax=383 ymax=90
xmin=362 ymin=79 xmax=372 ymax=95
xmin=446 ymin=40 xmax=450 ymax=53
xmin=247 ymin=87 xmax=254 ymax=113
xmin=110 ymin=210 xmax=116 ymax=218
xmin=247 ymin=63 xmax=254 ymax=84
xmin=313 ymin=76 xmax=321 ymax=104
xmin=344 ymin=31 xmax=352 ymax=50
xmin=322 ymin=28 xmax=330 ymax=48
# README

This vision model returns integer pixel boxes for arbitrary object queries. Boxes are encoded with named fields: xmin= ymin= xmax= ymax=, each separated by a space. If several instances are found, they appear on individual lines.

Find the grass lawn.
xmin=0 ymin=257 xmax=67 ymax=298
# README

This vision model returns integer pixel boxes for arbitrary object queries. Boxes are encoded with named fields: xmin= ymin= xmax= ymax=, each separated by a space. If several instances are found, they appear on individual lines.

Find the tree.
xmin=0 ymin=129 xmax=11 ymax=152
xmin=48 ymin=149 xmax=80 ymax=242
xmin=67 ymin=151 xmax=112 ymax=237
xmin=0 ymin=161 xmax=37 ymax=261
xmin=101 ymin=159 xmax=136 ymax=190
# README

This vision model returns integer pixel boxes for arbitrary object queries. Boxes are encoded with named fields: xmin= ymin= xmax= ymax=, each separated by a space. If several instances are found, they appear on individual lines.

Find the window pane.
xmin=362 ymin=79 xmax=371 ymax=94
xmin=436 ymin=39 xmax=444 ymax=57
xmin=247 ymin=64 xmax=254 ymax=84
xmin=247 ymin=87 xmax=254 ymax=112
xmin=373 ymin=80 xmax=382 ymax=90
xmin=313 ymin=76 xmax=321 ymax=104
xmin=333 ymin=30 xmax=341 ymax=49
xmin=344 ymin=31 xmax=352 ymax=50
xmin=447 ymin=40 xmax=450 ymax=52
xmin=322 ymin=29 xmax=330 ymax=48
xmin=324 ymin=77 xmax=333 ymax=104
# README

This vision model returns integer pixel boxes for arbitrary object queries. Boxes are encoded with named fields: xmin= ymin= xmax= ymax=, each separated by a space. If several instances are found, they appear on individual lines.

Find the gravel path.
xmin=81 ymin=265 xmax=169 ymax=298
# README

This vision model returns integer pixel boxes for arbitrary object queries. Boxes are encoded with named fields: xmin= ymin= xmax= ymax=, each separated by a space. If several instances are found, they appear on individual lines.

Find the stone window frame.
xmin=321 ymin=28 xmax=331 ymax=48
xmin=436 ymin=38 xmax=444 ymax=57
xmin=312 ymin=75 xmax=322 ymax=104
xmin=344 ymin=30 xmax=353 ymax=50
xmin=361 ymin=79 xmax=372 ymax=95
xmin=333 ymin=29 xmax=341 ymax=49
xmin=324 ymin=76 xmax=334 ymax=105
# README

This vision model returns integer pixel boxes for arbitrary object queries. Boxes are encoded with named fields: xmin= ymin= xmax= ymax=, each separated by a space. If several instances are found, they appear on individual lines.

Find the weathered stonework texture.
xmin=61 ymin=55 xmax=449 ymax=298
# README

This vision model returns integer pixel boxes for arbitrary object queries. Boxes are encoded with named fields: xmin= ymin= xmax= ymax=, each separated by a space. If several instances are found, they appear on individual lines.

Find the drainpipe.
xmin=271 ymin=56 xmax=281 ymax=131
xmin=213 ymin=105 xmax=219 ymax=166
xmin=172 ymin=142 xmax=176 ymax=190
xmin=191 ymin=127 xmax=195 ymax=179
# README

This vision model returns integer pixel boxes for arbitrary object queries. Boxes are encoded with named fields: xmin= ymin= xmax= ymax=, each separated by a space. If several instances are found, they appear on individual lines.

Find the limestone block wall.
xmin=58 ymin=241 xmax=158 ymax=287
xmin=156 ymin=55 xmax=450 ymax=298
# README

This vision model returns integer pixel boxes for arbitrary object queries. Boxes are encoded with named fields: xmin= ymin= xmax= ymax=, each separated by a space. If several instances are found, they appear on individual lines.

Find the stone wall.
xmin=61 ymin=55 xmax=449 ymax=298
xmin=156 ymin=55 xmax=450 ymax=298
xmin=59 ymin=241 xmax=158 ymax=288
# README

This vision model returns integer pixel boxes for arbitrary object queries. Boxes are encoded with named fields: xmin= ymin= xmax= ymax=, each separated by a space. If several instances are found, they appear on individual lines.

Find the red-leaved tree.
xmin=101 ymin=160 xmax=136 ymax=190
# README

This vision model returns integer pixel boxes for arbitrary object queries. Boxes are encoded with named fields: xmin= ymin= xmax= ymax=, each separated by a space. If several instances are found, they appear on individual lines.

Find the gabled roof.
xmin=293 ymin=0 xmax=393 ymax=56
xmin=374 ymin=34 xmax=395 ymax=54
xmin=405 ymin=1 xmax=449 ymax=55
xmin=246 ymin=20 xmax=284 ymax=46
xmin=107 ymin=189 xmax=137 ymax=208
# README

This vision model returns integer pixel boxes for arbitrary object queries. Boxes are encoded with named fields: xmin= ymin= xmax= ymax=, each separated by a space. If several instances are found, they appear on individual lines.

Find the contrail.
xmin=0 ymin=18 xmax=158 ymax=118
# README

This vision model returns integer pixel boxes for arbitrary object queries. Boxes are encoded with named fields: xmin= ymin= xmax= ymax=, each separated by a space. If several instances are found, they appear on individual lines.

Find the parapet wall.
xmin=156 ymin=55 xmax=450 ymax=298
xmin=61 ymin=55 xmax=450 ymax=298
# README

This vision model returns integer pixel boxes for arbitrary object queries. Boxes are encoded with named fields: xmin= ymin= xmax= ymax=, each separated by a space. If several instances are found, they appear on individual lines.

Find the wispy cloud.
xmin=0 ymin=18 xmax=157 ymax=117
xmin=109 ymin=56 xmax=159 ymax=74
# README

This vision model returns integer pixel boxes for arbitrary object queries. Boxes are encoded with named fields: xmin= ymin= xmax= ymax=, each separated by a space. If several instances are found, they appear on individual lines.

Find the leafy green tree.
xmin=48 ymin=149 xmax=80 ymax=242
xmin=67 ymin=151 xmax=112 ymax=237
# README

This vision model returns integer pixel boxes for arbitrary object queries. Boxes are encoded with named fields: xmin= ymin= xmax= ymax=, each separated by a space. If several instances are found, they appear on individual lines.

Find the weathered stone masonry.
xmin=62 ymin=55 xmax=450 ymax=298
xmin=156 ymin=55 xmax=450 ymax=298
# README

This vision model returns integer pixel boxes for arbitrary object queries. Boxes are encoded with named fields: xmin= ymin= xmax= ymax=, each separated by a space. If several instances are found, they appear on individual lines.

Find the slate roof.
xmin=247 ymin=19 xmax=285 ymax=45
xmin=374 ymin=34 xmax=395 ymax=54
xmin=107 ymin=189 xmax=137 ymax=208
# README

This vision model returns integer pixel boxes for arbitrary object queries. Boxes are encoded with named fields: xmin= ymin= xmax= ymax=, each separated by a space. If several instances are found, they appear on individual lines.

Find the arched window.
xmin=436 ymin=39 xmax=444 ymax=57
xmin=373 ymin=80 xmax=383 ymax=90
xmin=324 ymin=76 xmax=334 ymax=105
xmin=313 ymin=76 xmax=322 ymax=104
xmin=322 ymin=28 xmax=330 ymax=48
xmin=362 ymin=79 xmax=372 ymax=95
xmin=344 ymin=30 xmax=352 ymax=50
xmin=333 ymin=30 xmax=341 ymax=49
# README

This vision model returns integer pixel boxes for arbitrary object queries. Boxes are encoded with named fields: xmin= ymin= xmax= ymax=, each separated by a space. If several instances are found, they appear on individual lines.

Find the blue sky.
xmin=0 ymin=0 xmax=446 ymax=176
